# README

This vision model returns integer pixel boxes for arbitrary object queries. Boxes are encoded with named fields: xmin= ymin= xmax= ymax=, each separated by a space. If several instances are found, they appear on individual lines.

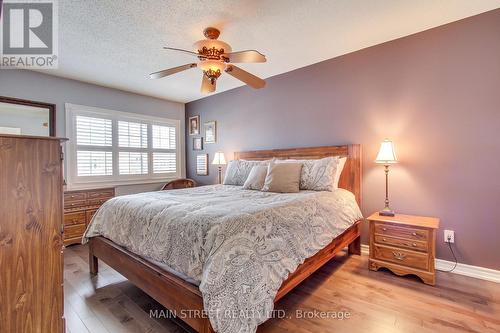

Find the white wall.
xmin=0 ymin=70 xmax=185 ymax=195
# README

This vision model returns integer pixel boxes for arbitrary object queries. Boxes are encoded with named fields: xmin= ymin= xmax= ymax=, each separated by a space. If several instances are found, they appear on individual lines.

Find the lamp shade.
xmin=375 ymin=139 xmax=398 ymax=164
xmin=212 ymin=151 xmax=227 ymax=165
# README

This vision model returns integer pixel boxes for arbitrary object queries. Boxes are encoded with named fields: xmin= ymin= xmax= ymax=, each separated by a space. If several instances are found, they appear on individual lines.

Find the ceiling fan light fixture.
xmin=193 ymin=40 xmax=232 ymax=59
xmin=203 ymin=70 xmax=221 ymax=85
xmin=198 ymin=60 xmax=226 ymax=73
xmin=151 ymin=27 xmax=266 ymax=93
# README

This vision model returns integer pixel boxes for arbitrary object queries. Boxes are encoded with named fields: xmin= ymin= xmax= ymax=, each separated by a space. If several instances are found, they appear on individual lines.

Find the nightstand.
xmin=367 ymin=213 xmax=440 ymax=285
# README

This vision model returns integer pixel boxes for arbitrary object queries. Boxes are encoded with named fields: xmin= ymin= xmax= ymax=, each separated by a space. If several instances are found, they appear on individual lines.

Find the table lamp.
xmin=212 ymin=151 xmax=227 ymax=184
xmin=375 ymin=139 xmax=398 ymax=216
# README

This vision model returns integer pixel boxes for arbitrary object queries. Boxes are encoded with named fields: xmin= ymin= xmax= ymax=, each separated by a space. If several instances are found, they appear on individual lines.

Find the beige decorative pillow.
xmin=278 ymin=156 xmax=341 ymax=191
xmin=242 ymin=165 xmax=268 ymax=190
xmin=262 ymin=161 xmax=303 ymax=193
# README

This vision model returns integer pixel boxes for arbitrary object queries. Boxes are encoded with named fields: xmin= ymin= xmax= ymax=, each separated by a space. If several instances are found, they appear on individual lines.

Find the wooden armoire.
xmin=0 ymin=134 xmax=66 ymax=332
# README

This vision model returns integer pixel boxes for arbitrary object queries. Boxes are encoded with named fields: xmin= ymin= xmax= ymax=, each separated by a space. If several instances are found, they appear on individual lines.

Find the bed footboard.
xmin=88 ymin=236 xmax=215 ymax=332
xmin=87 ymin=219 xmax=362 ymax=333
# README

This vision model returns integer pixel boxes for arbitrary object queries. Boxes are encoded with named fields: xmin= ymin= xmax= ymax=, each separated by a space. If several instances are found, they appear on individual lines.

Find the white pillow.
xmin=277 ymin=156 xmax=342 ymax=191
xmin=223 ymin=160 xmax=269 ymax=186
xmin=242 ymin=165 xmax=268 ymax=190
xmin=334 ymin=157 xmax=347 ymax=188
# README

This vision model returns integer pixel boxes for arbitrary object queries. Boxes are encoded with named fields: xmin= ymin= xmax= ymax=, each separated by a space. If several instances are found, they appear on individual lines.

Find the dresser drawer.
xmin=87 ymin=189 xmax=114 ymax=199
xmin=87 ymin=197 xmax=111 ymax=206
xmin=373 ymin=244 xmax=429 ymax=270
xmin=86 ymin=209 xmax=98 ymax=224
xmin=64 ymin=223 xmax=86 ymax=240
xmin=64 ymin=199 xmax=87 ymax=210
xmin=374 ymin=235 xmax=428 ymax=252
xmin=374 ymin=222 xmax=428 ymax=241
xmin=64 ymin=192 xmax=86 ymax=202
xmin=64 ymin=211 xmax=86 ymax=226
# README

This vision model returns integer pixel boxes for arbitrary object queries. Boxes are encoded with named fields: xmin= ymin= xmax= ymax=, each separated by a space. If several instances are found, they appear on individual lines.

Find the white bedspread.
xmin=84 ymin=185 xmax=362 ymax=333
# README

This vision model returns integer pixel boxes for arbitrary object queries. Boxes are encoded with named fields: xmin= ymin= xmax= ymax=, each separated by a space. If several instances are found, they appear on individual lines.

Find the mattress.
xmin=84 ymin=184 xmax=362 ymax=333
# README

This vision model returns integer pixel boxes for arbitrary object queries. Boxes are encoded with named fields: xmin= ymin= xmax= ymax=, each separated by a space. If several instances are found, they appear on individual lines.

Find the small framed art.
xmin=204 ymin=121 xmax=217 ymax=143
xmin=189 ymin=115 xmax=200 ymax=135
xmin=193 ymin=137 xmax=203 ymax=150
xmin=196 ymin=154 xmax=208 ymax=176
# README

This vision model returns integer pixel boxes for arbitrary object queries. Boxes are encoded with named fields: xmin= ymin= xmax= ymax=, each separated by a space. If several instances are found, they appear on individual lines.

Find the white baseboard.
xmin=359 ymin=244 xmax=500 ymax=284
xmin=435 ymin=259 xmax=500 ymax=283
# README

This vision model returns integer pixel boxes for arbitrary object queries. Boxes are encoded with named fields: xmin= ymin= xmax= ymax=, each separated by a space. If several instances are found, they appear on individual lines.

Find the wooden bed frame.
xmin=88 ymin=144 xmax=362 ymax=333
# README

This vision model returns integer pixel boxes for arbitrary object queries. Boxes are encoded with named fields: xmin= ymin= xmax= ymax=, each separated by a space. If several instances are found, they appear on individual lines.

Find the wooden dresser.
xmin=0 ymin=134 xmax=66 ymax=332
xmin=64 ymin=187 xmax=115 ymax=246
xmin=368 ymin=213 xmax=440 ymax=285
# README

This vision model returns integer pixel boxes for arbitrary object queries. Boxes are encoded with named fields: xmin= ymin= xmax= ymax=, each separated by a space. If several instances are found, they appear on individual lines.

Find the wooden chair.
xmin=161 ymin=178 xmax=197 ymax=190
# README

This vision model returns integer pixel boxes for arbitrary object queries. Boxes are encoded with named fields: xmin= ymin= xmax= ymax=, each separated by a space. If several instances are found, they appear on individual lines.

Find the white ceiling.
xmin=42 ymin=0 xmax=500 ymax=103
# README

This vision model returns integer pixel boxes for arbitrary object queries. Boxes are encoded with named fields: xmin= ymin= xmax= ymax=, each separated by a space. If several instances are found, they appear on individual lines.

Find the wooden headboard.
xmin=234 ymin=145 xmax=362 ymax=206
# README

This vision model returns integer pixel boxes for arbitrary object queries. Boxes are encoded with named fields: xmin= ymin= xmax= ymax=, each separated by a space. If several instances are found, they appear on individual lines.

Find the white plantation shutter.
xmin=75 ymin=116 xmax=113 ymax=177
xmin=118 ymin=121 xmax=149 ymax=175
xmin=152 ymin=125 xmax=177 ymax=174
xmin=153 ymin=153 xmax=176 ymax=173
xmin=119 ymin=152 xmax=148 ymax=175
xmin=152 ymin=125 xmax=176 ymax=149
xmin=76 ymin=116 xmax=112 ymax=146
xmin=66 ymin=103 xmax=181 ymax=188
xmin=77 ymin=151 xmax=113 ymax=176
xmin=118 ymin=121 xmax=148 ymax=148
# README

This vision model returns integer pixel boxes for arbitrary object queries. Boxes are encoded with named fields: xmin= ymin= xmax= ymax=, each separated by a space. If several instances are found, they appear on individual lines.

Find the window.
xmin=66 ymin=103 xmax=182 ymax=189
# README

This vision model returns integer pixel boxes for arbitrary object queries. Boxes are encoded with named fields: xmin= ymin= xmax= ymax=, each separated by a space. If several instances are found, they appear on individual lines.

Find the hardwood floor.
xmin=64 ymin=244 xmax=500 ymax=333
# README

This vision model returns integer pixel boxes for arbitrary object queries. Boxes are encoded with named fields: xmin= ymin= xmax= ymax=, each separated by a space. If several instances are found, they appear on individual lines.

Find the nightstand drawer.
xmin=373 ymin=244 xmax=429 ymax=270
xmin=374 ymin=222 xmax=428 ymax=241
xmin=374 ymin=235 xmax=428 ymax=252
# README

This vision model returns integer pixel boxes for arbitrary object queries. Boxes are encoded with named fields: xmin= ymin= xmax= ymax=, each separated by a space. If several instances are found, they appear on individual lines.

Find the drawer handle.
xmin=412 ymin=243 xmax=417 ymax=247
xmin=382 ymin=228 xmax=387 ymax=231
xmin=382 ymin=238 xmax=387 ymax=242
xmin=412 ymin=232 xmax=417 ymax=236
xmin=392 ymin=251 xmax=406 ymax=260
xmin=70 ymin=195 xmax=75 ymax=198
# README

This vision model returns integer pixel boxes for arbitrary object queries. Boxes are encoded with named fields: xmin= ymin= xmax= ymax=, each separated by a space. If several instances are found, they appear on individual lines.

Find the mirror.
xmin=0 ymin=96 xmax=55 ymax=137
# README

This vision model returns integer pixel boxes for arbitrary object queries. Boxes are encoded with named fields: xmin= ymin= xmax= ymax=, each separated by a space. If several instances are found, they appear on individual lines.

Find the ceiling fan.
xmin=149 ymin=27 xmax=267 ymax=93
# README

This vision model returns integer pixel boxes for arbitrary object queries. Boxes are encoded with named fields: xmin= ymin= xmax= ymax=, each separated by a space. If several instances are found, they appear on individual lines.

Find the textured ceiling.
xmin=38 ymin=0 xmax=500 ymax=103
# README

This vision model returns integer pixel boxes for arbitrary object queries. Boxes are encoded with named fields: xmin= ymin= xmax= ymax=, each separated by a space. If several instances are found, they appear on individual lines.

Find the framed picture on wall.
xmin=196 ymin=154 xmax=208 ymax=176
xmin=204 ymin=121 xmax=217 ymax=143
xmin=189 ymin=115 xmax=200 ymax=135
xmin=193 ymin=137 xmax=203 ymax=150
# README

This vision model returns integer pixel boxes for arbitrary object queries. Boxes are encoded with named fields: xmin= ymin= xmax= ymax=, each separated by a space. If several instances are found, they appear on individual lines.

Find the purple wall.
xmin=186 ymin=9 xmax=500 ymax=270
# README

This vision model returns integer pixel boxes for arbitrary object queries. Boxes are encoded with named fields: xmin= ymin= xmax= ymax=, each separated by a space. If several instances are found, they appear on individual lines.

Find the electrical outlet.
xmin=444 ymin=230 xmax=455 ymax=243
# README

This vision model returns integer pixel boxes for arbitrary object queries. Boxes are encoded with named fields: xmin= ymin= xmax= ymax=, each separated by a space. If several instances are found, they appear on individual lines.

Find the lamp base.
xmin=379 ymin=207 xmax=395 ymax=217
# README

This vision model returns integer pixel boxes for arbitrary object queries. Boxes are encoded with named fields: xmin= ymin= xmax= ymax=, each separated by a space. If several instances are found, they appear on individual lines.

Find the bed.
xmin=86 ymin=145 xmax=363 ymax=333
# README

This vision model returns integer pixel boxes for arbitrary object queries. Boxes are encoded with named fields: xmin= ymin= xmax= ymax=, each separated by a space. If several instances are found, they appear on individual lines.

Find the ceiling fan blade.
xmin=222 ymin=50 xmax=266 ymax=63
xmin=149 ymin=63 xmax=197 ymax=79
xmin=201 ymin=74 xmax=216 ymax=93
xmin=225 ymin=65 xmax=266 ymax=89
xmin=163 ymin=47 xmax=205 ymax=59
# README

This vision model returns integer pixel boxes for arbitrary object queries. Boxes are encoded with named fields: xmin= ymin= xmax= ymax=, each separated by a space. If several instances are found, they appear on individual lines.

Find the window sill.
xmin=65 ymin=177 xmax=179 ymax=191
